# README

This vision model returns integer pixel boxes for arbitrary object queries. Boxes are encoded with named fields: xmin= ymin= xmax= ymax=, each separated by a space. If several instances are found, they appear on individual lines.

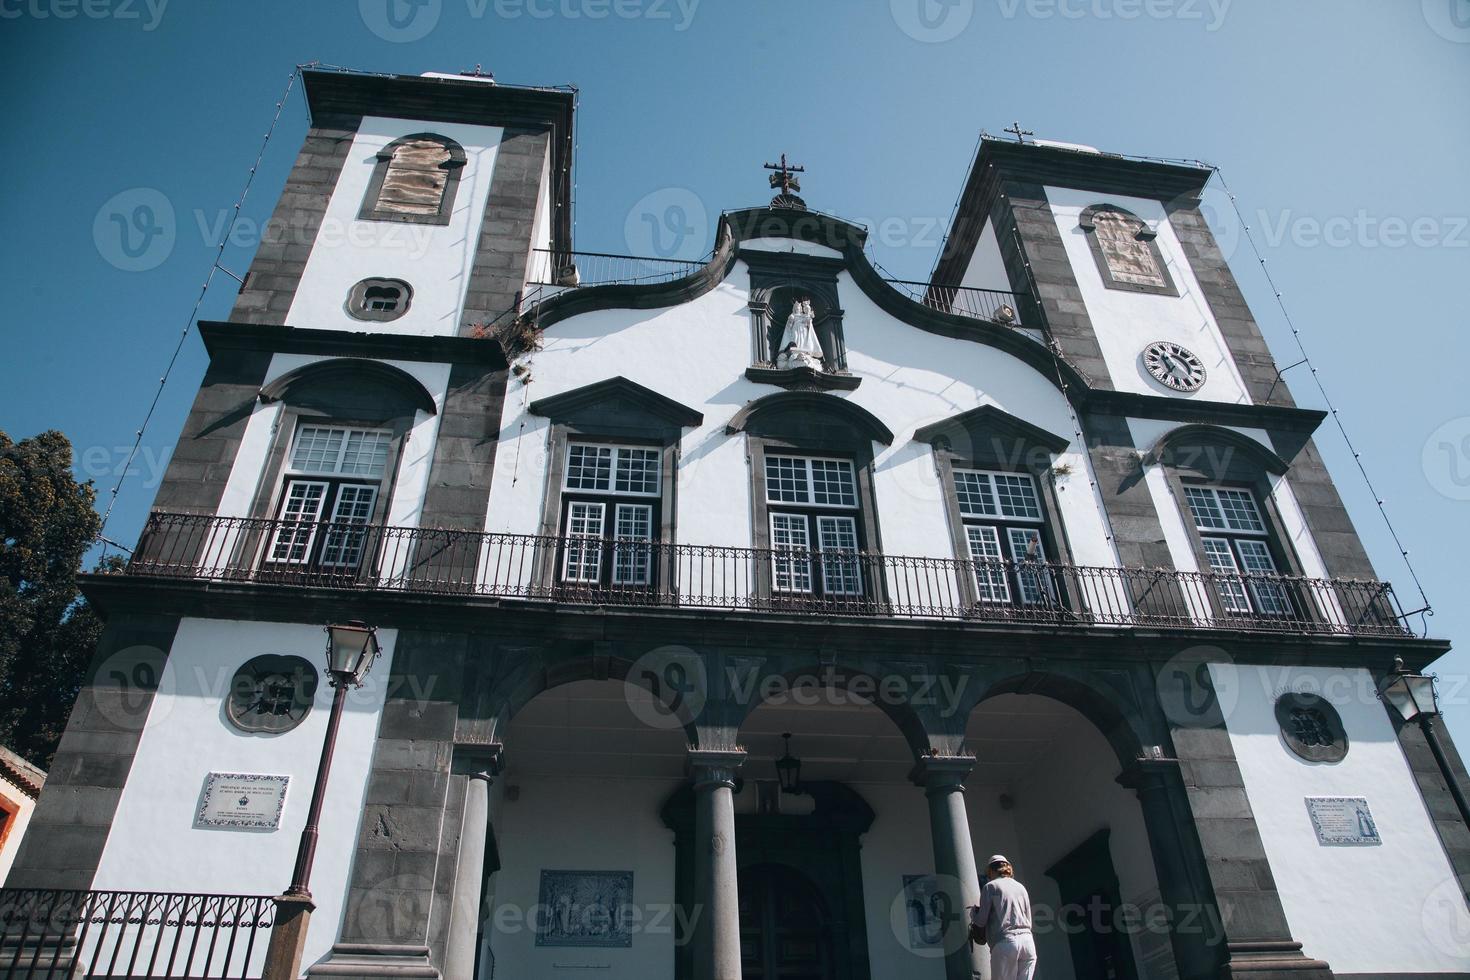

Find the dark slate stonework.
xmin=997 ymin=180 xmax=1114 ymax=388
xmin=1266 ymin=431 xmax=1377 ymax=580
xmin=4 ymin=614 xmax=179 ymax=889
xmin=458 ymin=127 xmax=551 ymax=336
xmin=1391 ymin=710 xmax=1470 ymax=895
xmin=339 ymin=631 xmax=467 ymax=969
xmin=230 ymin=115 xmax=362 ymax=325
xmin=1079 ymin=410 xmax=1175 ymax=568
xmin=420 ymin=363 xmax=509 ymax=531
xmin=150 ymin=348 xmax=273 ymax=516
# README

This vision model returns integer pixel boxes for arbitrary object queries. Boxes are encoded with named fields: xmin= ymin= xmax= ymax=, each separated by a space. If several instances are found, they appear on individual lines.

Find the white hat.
xmin=986 ymin=855 xmax=1010 ymax=867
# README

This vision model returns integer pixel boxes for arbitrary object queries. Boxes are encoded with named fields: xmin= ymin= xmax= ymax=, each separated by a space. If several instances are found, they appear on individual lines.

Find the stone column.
xmin=444 ymin=746 xmax=502 ymax=980
xmin=912 ymin=756 xmax=986 ymax=980
xmin=689 ymin=749 xmax=745 ymax=980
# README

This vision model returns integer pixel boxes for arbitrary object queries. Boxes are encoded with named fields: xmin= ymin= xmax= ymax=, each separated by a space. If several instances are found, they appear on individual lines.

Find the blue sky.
xmin=2 ymin=1 xmax=1468 ymax=740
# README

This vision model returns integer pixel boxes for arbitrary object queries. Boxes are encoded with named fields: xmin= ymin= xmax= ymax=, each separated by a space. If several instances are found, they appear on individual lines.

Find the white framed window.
xmin=270 ymin=480 xmax=329 ymax=563
xmin=953 ymin=468 xmax=1053 ymax=606
xmin=565 ymin=443 xmax=661 ymax=496
xmin=612 ymin=503 xmax=654 ymax=585
xmin=764 ymin=456 xmax=857 ymax=508
xmin=289 ymin=425 xmax=392 ymax=478
xmin=1186 ymin=485 xmax=1291 ymax=617
xmin=319 ymin=484 xmax=379 ymax=567
xmin=953 ymin=469 xmax=1042 ymax=521
xmin=816 ymin=515 xmax=862 ymax=596
xmin=563 ymin=501 xmax=606 ymax=583
xmin=770 ymin=512 xmax=813 ymax=593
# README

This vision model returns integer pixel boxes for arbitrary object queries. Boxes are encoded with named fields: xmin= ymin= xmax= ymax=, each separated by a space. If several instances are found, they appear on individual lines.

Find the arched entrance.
xmin=740 ymin=863 xmax=834 ymax=980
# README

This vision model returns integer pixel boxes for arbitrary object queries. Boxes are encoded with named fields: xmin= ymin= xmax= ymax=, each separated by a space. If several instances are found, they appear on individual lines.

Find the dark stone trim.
xmin=150 ymin=347 xmax=273 ymax=516
xmin=1077 ymin=409 xmax=1178 ymax=570
xmin=78 ymin=575 xmax=1452 ymax=670
xmin=1385 ymin=694 xmax=1470 ymax=900
xmin=726 ymin=391 xmax=894 ymax=446
xmin=199 ymin=321 xmax=506 ymax=368
xmin=1084 ymin=390 xmax=1326 ymax=434
xmin=1145 ymin=423 xmax=1290 ymax=476
xmin=933 ymin=138 xmax=1212 ymax=290
xmin=457 ymin=127 xmax=552 ymax=338
xmin=1078 ymin=202 xmax=1179 ymax=298
xmin=303 ymin=69 xmax=575 ymax=257
xmin=4 ymin=614 xmax=180 ymax=889
xmin=259 ymin=358 xmax=438 ymax=416
xmin=1267 ymin=434 xmax=1377 ymax=581
xmin=743 ymin=365 xmax=861 ymax=391
xmin=913 ymin=405 xmax=1069 ymax=457
xmin=346 ymin=277 xmax=413 ymax=322
xmin=420 ymin=362 xmax=509 ymax=532
xmin=528 ymin=376 xmax=704 ymax=428
xmin=357 ymin=133 xmax=466 ymax=227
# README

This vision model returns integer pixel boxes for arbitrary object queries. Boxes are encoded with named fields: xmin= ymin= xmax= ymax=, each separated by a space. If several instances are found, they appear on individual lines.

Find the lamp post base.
xmin=262 ymin=893 xmax=316 ymax=980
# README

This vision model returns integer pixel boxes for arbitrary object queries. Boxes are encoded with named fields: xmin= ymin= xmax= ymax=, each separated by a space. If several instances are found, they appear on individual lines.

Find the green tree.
xmin=0 ymin=430 xmax=106 ymax=766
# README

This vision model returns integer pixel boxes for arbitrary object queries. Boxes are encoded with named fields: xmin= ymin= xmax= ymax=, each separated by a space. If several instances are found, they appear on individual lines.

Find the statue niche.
xmin=746 ymin=279 xmax=859 ymax=391
xmin=775 ymin=298 xmax=824 ymax=371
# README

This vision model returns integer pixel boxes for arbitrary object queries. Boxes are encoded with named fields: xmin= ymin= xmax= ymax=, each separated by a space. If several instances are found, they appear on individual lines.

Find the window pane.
xmin=341 ymin=430 xmax=391 ymax=478
xmin=1007 ymin=528 xmax=1055 ymax=605
xmin=965 ymin=525 xmax=1010 ymax=604
xmin=291 ymin=426 xmax=346 ymax=473
xmin=1201 ymin=536 xmax=1251 ymax=613
xmin=1236 ymin=539 xmax=1291 ymax=616
xmin=765 ymin=456 xmax=809 ymax=504
xmin=1184 ymin=487 xmax=1228 ymax=530
xmin=993 ymin=473 xmax=1041 ymax=520
xmin=562 ymin=502 xmax=605 ymax=583
xmin=816 ymin=516 xmax=862 ymax=596
xmin=954 ymin=471 xmax=997 ymax=517
xmin=321 ymin=485 xmax=378 ymax=567
xmin=613 ymin=504 xmax=654 ymax=585
xmin=271 ymin=481 xmax=327 ymax=562
xmin=614 ymin=448 xmax=661 ymax=495
xmin=566 ymin=444 xmax=613 ymax=491
xmin=770 ymin=513 xmax=812 ymax=593
xmin=1216 ymin=489 xmax=1266 ymax=533
xmin=810 ymin=459 xmax=857 ymax=507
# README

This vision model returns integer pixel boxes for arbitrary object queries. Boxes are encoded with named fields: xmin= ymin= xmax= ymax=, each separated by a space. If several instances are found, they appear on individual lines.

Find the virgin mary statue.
xmin=776 ymin=298 xmax=824 ymax=371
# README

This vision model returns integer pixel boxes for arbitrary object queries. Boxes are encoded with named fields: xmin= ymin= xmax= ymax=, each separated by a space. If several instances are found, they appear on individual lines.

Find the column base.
xmin=306 ymin=943 xmax=441 ymax=979
xmin=1223 ymin=941 xmax=1333 ymax=979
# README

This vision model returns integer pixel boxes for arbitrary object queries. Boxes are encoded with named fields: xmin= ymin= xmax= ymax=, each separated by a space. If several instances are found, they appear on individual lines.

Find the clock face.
xmin=226 ymin=655 xmax=319 ymax=734
xmin=1142 ymin=341 xmax=1206 ymax=392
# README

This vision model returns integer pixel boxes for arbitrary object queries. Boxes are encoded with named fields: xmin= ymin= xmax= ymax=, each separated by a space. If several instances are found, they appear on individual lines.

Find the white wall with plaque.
xmin=1305 ymin=796 xmax=1381 ymax=846
xmin=195 ymin=772 xmax=290 ymax=830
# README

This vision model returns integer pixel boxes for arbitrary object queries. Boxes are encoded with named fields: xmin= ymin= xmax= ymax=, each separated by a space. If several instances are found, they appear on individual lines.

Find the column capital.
xmin=688 ymin=748 xmax=746 ymax=790
xmin=909 ymin=754 xmax=975 ymax=794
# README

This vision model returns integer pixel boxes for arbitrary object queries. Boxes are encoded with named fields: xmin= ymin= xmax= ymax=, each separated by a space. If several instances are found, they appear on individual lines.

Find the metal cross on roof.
xmin=764 ymin=154 xmax=805 ymax=196
xmin=1003 ymin=121 xmax=1034 ymax=144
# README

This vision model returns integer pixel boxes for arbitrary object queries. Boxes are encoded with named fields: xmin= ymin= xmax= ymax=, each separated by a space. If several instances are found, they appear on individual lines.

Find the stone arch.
xmin=258 ymin=357 xmax=437 ymax=420
xmin=1144 ymin=423 xmax=1289 ymax=480
xmin=726 ymin=391 xmax=894 ymax=446
xmin=968 ymin=665 xmax=1154 ymax=772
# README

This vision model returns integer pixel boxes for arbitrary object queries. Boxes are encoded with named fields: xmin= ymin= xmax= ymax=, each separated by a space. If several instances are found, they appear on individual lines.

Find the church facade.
xmin=6 ymin=68 xmax=1470 ymax=980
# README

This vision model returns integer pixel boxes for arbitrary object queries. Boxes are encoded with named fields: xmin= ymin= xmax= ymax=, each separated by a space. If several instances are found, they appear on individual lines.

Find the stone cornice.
xmin=198 ymin=320 xmax=508 ymax=368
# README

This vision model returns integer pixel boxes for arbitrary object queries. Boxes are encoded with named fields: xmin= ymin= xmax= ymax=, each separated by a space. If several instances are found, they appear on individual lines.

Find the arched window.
xmin=347 ymin=277 xmax=413 ymax=321
xmin=1079 ymin=204 xmax=1176 ymax=296
xmin=359 ymin=133 xmax=466 ymax=225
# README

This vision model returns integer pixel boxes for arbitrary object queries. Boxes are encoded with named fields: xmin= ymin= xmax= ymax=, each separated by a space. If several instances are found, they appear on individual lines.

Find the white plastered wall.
xmin=286 ymin=116 xmax=504 ymax=336
xmin=1211 ymin=663 xmax=1470 ymax=973
xmin=485 ymin=251 xmax=1119 ymax=569
xmin=213 ymin=353 xmax=450 ymax=529
xmin=1046 ymin=186 xmax=1252 ymax=403
xmin=959 ymin=222 xmax=1011 ymax=294
xmin=91 ymin=618 xmax=398 ymax=974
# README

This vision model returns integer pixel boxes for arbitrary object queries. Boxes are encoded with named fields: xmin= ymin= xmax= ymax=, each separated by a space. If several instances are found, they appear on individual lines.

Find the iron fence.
xmin=124 ymin=513 xmax=1409 ymax=637
xmin=526 ymin=249 xmax=705 ymax=288
xmin=882 ymin=280 xmax=1035 ymax=328
xmin=0 ymin=890 xmax=275 ymax=979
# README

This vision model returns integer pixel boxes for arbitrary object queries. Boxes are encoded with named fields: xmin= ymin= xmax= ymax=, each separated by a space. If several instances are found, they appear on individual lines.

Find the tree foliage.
xmin=0 ymin=430 xmax=106 ymax=766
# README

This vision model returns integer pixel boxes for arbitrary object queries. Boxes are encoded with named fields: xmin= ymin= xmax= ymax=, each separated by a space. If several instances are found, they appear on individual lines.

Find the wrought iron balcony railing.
xmin=0 ymin=889 xmax=275 ymax=979
xmin=882 ymin=280 xmax=1038 ymax=330
xmin=122 ymin=513 xmax=1410 ymax=637
xmin=526 ymin=248 xmax=707 ymax=289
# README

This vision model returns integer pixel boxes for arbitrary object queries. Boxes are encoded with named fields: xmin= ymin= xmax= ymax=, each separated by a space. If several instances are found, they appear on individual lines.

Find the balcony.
xmin=882 ymin=279 xmax=1041 ymax=336
xmin=122 ymin=514 xmax=1411 ymax=637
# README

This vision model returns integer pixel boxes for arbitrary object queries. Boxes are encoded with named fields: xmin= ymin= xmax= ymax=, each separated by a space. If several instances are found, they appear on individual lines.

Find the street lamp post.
xmin=1379 ymin=657 xmax=1470 ymax=829
xmin=263 ymin=622 xmax=382 ymax=980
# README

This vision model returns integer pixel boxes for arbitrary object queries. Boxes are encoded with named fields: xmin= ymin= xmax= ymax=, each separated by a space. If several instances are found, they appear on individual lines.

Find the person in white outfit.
xmin=970 ymin=854 xmax=1037 ymax=980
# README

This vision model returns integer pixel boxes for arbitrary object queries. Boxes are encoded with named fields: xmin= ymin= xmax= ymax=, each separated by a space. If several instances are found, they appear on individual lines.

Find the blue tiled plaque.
xmin=1305 ymin=796 xmax=1381 ymax=846
xmin=535 ymin=870 xmax=635 ymax=947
